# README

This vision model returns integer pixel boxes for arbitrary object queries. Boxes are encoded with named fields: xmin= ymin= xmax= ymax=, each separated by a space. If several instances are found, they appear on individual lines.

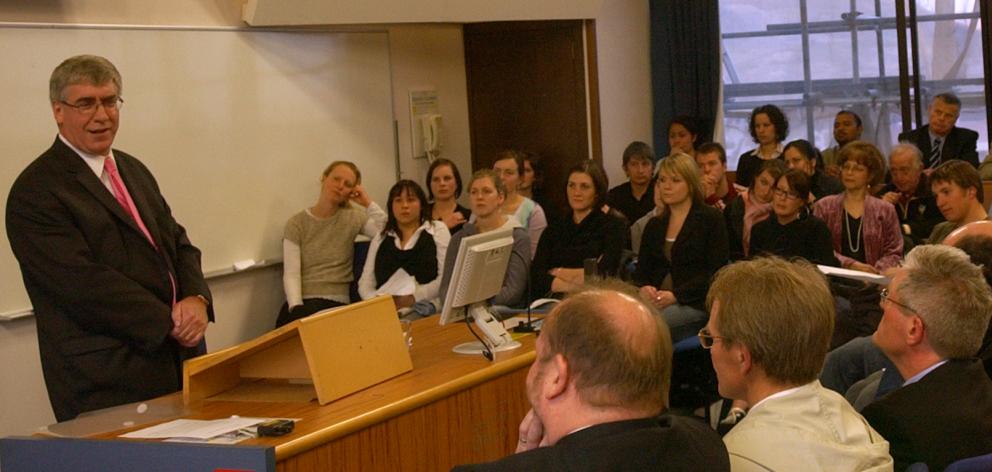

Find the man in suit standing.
xmin=863 ymin=244 xmax=992 ymax=470
xmin=6 ymin=55 xmax=213 ymax=422
xmin=454 ymin=288 xmax=728 ymax=471
xmin=898 ymin=92 xmax=979 ymax=170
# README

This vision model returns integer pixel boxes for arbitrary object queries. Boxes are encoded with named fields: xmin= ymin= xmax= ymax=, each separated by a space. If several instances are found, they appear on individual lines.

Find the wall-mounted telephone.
xmin=419 ymin=114 xmax=442 ymax=161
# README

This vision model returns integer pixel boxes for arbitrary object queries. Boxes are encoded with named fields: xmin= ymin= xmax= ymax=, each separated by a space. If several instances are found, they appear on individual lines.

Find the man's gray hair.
xmin=890 ymin=143 xmax=923 ymax=170
xmin=49 ymin=55 xmax=122 ymax=103
xmin=899 ymin=245 xmax=992 ymax=358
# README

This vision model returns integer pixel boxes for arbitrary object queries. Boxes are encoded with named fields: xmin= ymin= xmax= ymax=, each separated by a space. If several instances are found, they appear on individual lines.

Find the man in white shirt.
xmin=703 ymin=257 xmax=893 ymax=471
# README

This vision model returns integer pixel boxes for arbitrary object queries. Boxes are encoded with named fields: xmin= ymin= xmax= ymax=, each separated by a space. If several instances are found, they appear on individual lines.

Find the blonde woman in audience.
xmin=493 ymin=150 xmax=547 ymax=256
xmin=813 ymin=141 xmax=903 ymax=273
xmin=439 ymin=170 xmax=530 ymax=308
xmin=635 ymin=153 xmax=729 ymax=342
xmin=426 ymin=158 xmax=471 ymax=234
xmin=359 ymin=180 xmax=450 ymax=310
xmin=277 ymin=161 xmax=386 ymax=327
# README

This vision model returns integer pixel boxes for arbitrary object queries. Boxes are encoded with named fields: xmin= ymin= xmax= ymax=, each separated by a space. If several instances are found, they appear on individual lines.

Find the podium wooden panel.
xmin=83 ymin=317 xmax=536 ymax=471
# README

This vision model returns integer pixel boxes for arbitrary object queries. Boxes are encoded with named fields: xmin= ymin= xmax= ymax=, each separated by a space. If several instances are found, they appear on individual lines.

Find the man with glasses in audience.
xmin=703 ymin=257 xmax=893 ymax=471
xmin=898 ymin=92 xmax=979 ymax=170
xmin=861 ymin=245 xmax=992 ymax=471
xmin=6 ymin=55 xmax=213 ymax=421
xmin=877 ymin=143 xmax=944 ymax=250
xmin=454 ymin=287 xmax=728 ymax=471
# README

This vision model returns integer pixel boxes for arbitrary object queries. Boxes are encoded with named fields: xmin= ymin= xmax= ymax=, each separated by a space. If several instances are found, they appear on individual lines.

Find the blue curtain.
xmin=650 ymin=0 xmax=721 ymax=156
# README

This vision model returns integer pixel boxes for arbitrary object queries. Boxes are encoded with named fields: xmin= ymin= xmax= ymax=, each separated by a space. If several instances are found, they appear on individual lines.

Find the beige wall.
xmin=0 ymin=1 xmax=471 ymax=436
xmin=595 ymin=0 xmax=653 ymax=190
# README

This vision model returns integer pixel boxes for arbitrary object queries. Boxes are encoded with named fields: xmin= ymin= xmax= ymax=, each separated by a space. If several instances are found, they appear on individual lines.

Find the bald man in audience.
xmin=704 ymin=257 xmax=893 ymax=471
xmin=877 ymin=143 xmax=944 ymax=249
xmin=454 ymin=287 xmax=729 ymax=471
xmin=927 ymin=160 xmax=988 ymax=243
xmin=860 ymin=245 xmax=992 ymax=471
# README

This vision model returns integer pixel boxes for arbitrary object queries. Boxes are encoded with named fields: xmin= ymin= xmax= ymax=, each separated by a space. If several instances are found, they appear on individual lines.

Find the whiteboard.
xmin=0 ymin=26 xmax=396 ymax=316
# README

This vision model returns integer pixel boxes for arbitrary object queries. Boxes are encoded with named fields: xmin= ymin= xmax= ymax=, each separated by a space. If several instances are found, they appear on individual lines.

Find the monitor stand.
xmin=453 ymin=302 xmax=521 ymax=356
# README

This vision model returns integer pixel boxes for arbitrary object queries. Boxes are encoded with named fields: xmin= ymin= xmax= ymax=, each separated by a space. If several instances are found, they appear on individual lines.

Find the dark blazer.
xmin=634 ymin=202 xmax=729 ymax=311
xmin=898 ymin=125 xmax=979 ymax=168
xmin=452 ymin=415 xmax=730 ymax=472
xmin=6 ymin=137 xmax=213 ymax=421
xmin=749 ymin=212 xmax=839 ymax=266
xmin=530 ymin=209 xmax=627 ymax=298
xmin=876 ymin=174 xmax=944 ymax=248
xmin=862 ymin=359 xmax=992 ymax=471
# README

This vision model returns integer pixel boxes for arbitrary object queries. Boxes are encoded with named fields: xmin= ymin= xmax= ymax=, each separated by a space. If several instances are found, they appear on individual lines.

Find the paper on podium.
xmin=817 ymin=265 xmax=890 ymax=285
xmin=119 ymin=417 xmax=269 ymax=440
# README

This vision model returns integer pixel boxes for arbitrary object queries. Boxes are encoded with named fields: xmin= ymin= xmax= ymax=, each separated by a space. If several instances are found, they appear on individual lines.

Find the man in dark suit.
xmin=453 ymin=288 xmax=728 ymax=471
xmin=898 ymin=92 xmax=979 ymax=170
xmin=863 ymin=244 xmax=992 ymax=471
xmin=6 ymin=55 xmax=213 ymax=422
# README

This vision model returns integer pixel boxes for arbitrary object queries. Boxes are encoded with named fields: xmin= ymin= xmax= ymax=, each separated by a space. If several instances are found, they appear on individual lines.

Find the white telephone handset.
xmin=420 ymin=114 xmax=442 ymax=160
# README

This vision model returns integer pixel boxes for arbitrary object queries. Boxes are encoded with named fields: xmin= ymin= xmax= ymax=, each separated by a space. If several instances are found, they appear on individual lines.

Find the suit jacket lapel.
xmin=114 ymin=156 xmax=166 ymax=250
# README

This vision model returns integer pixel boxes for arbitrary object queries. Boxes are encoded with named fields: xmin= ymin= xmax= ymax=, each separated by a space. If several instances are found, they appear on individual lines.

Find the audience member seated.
xmin=425 ymin=158 xmax=470 ymax=235
xmin=860 ymin=245 xmax=992 ymax=471
xmin=358 ymin=180 xmax=449 ymax=310
xmin=814 ymin=141 xmax=903 ymax=273
xmin=696 ymin=142 xmax=738 ymax=211
xmin=518 ymin=151 xmax=557 ymax=224
xmin=453 ymin=287 xmax=730 ymax=472
xmin=725 ymin=160 xmax=785 ymax=261
xmin=493 ymin=150 xmax=547 ymax=257
xmin=439 ymin=170 xmax=530 ymax=308
xmin=703 ymin=257 xmax=894 ymax=471
xmin=531 ymin=161 xmax=626 ymax=297
xmin=899 ymin=92 xmax=979 ymax=170
xmin=277 ymin=161 xmax=386 ymax=327
xmin=668 ymin=114 xmax=701 ymax=156
xmin=630 ymin=167 xmax=667 ymax=254
xmin=735 ymin=104 xmax=788 ymax=188
xmin=782 ymin=139 xmax=843 ymax=201
xmin=635 ymin=153 xmax=729 ymax=342
xmin=821 ymin=110 xmax=864 ymax=177
xmin=822 ymin=221 xmax=992 ymax=403
xmin=926 ymin=160 xmax=989 ymax=243
xmin=607 ymin=141 xmax=656 ymax=225
xmin=749 ymin=169 xmax=838 ymax=266
xmin=877 ymin=143 xmax=944 ymax=250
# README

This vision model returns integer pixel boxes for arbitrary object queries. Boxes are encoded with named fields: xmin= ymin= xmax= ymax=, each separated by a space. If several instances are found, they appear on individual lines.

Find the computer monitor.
xmin=438 ymin=228 xmax=520 ymax=356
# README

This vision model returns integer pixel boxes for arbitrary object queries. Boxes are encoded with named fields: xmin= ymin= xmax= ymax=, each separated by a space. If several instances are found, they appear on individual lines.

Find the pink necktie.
xmin=104 ymin=157 xmax=177 ymax=305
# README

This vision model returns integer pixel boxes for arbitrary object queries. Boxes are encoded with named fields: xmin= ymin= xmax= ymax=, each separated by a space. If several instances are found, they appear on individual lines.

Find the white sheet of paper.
xmin=119 ymin=417 xmax=269 ymax=440
xmin=375 ymin=269 xmax=416 ymax=296
xmin=817 ymin=264 xmax=890 ymax=285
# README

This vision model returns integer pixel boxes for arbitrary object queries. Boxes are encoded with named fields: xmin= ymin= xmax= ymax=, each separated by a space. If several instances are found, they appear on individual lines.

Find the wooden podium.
xmin=183 ymin=295 xmax=413 ymax=405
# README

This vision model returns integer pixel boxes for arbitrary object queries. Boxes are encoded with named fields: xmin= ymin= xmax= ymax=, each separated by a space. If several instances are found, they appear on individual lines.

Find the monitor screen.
xmin=438 ymin=228 xmax=514 ymax=326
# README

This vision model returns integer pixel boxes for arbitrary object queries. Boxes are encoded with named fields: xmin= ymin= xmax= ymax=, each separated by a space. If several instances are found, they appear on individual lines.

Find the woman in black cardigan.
xmin=635 ymin=153 xmax=729 ymax=342
xmin=750 ymin=169 xmax=838 ymax=266
xmin=531 ymin=161 xmax=626 ymax=297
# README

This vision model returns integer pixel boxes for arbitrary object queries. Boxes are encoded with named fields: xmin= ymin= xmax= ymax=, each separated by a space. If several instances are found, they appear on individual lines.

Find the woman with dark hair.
xmin=635 ymin=153 xmax=729 ymax=342
xmin=735 ymin=104 xmax=789 ymax=188
xmin=439 ymin=170 xmax=530 ymax=308
xmin=277 ymin=161 xmax=386 ymax=327
xmin=750 ymin=170 xmax=838 ymax=265
xmin=426 ymin=158 xmax=471 ymax=234
xmin=782 ymin=139 xmax=843 ymax=201
xmin=358 ymin=180 xmax=450 ymax=309
xmin=725 ymin=159 xmax=786 ymax=261
xmin=813 ymin=141 xmax=902 ymax=273
xmin=669 ymin=114 xmax=701 ymax=156
xmin=531 ymin=161 xmax=626 ymax=296
xmin=494 ymin=150 xmax=547 ymax=257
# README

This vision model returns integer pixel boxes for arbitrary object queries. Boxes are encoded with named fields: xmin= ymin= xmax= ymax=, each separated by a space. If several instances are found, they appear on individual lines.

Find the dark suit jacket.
xmin=862 ymin=359 xmax=992 ymax=471
xmin=898 ymin=125 xmax=979 ymax=168
xmin=6 ymin=137 xmax=213 ymax=421
xmin=634 ymin=202 xmax=729 ymax=311
xmin=452 ymin=415 xmax=730 ymax=472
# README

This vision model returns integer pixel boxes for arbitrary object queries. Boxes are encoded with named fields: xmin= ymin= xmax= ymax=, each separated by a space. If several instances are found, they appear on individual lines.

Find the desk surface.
xmin=80 ymin=318 xmax=536 ymax=467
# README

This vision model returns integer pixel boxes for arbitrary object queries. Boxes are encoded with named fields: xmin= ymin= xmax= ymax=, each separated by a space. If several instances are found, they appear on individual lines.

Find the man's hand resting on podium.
xmin=171 ymin=296 xmax=209 ymax=347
